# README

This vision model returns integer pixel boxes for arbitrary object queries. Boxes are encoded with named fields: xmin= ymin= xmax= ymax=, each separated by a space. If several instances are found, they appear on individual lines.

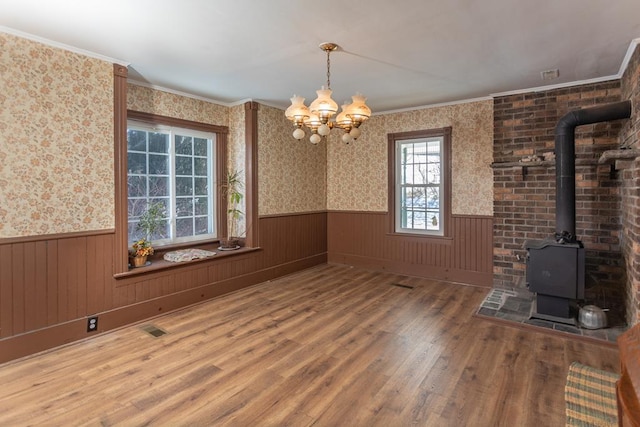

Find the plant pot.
xmin=219 ymin=238 xmax=240 ymax=250
xmin=131 ymin=255 xmax=148 ymax=267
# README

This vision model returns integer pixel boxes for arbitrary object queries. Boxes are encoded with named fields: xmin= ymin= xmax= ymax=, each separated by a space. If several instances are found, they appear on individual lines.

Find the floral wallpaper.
xmin=327 ymin=100 xmax=494 ymax=215
xmin=228 ymin=104 xmax=246 ymax=235
xmin=228 ymin=104 xmax=245 ymax=177
xmin=127 ymin=84 xmax=228 ymax=125
xmin=0 ymin=33 xmax=114 ymax=237
xmin=258 ymin=104 xmax=326 ymax=215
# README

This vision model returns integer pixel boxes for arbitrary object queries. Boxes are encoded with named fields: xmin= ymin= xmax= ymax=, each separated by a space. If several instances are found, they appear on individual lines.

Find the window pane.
xmin=128 ymin=176 xmax=146 ymax=198
xmin=176 ymin=156 xmax=192 ymax=175
xmin=128 ymin=198 xmax=148 ymax=218
xmin=176 ymin=197 xmax=193 ymax=217
xmin=427 ymin=140 xmax=440 ymax=154
xmin=194 ymin=178 xmax=208 ymax=195
xmin=150 ymin=198 xmax=170 ymax=216
xmin=128 ymin=152 xmax=147 ymax=174
xmin=416 ymin=164 xmax=428 ymax=185
xmin=413 ymin=187 xmax=426 ymax=207
xmin=428 ymin=163 xmax=440 ymax=184
xmin=176 ymin=218 xmax=193 ymax=238
xmin=175 ymin=135 xmax=192 ymax=155
xmin=176 ymin=177 xmax=193 ymax=196
xmin=194 ymin=138 xmax=208 ymax=156
xmin=149 ymin=176 xmax=170 ymax=197
xmin=151 ymin=219 xmax=170 ymax=241
xmin=194 ymin=158 xmax=208 ymax=176
xmin=427 ymin=187 xmax=440 ymax=208
xmin=127 ymin=129 xmax=146 ymax=151
xmin=427 ymin=211 xmax=439 ymax=230
xmin=195 ymin=197 xmax=209 ymax=215
xmin=149 ymin=154 xmax=169 ymax=175
xmin=149 ymin=132 xmax=169 ymax=153
xmin=413 ymin=211 xmax=426 ymax=230
xmin=195 ymin=216 xmax=209 ymax=235
xmin=128 ymin=221 xmax=141 ymax=241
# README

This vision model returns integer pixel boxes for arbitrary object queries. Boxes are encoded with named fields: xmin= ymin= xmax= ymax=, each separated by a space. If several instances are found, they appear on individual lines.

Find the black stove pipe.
xmin=555 ymin=100 xmax=632 ymax=242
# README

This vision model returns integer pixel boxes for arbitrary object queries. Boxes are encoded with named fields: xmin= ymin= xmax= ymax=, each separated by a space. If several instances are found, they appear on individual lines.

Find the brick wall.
xmin=493 ymin=82 xmax=627 ymax=314
xmin=620 ymin=45 xmax=640 ymax=325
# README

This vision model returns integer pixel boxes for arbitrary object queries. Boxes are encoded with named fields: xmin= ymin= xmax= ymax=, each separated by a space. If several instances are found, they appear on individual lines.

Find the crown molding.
xmin=374 ymin=96 xmax=493 ymax=116
xmin=126 ymin=79 xmax=235 ymax=107
xmin=618 ymin=37 xmax=640 ymax=77
xmin=490 ymin=75 xmax=620 ymax=98
xmin=0 ymin=25 xmax=129 ymax=66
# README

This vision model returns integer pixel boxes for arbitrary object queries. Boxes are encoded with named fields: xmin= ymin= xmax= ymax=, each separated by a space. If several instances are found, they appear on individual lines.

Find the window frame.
xmin=388 ymin=127 xmax=452 ymax=239
xmin=114 ymin=109 xmax=228 ymax=274
xmin=126 ymin=120 xmax=217 ymax=246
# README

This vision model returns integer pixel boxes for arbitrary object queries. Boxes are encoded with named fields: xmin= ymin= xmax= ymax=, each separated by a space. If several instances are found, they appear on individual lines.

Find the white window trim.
xmin=127 ymin=120 xmax=217 ymax=247
xmin=395 ymin=136 xmax=445 ymax=236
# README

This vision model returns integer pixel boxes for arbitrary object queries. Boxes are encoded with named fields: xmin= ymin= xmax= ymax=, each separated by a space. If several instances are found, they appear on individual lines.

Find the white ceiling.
xmin=1 ymin=0 xmax=639 ymax=112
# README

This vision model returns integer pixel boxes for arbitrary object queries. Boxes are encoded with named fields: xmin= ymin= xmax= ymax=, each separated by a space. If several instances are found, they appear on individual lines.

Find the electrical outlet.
xmin=87 ymin=316 xmax=98 ymax=333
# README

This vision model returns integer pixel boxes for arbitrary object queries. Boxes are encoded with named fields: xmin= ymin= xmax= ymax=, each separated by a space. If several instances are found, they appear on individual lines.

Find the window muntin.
xmin=396 ymin=137 xmax=443 ymax=235
xmin=127 ymin=121 xmax=216 ymax=246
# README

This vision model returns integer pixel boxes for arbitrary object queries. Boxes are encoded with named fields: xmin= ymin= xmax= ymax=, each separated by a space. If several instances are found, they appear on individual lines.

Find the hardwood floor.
xmin=0 ymin=264 xmax=619 ymax=426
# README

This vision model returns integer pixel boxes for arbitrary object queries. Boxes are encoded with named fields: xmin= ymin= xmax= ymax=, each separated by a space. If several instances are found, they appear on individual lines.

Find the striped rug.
xmin=565 ymin=362 xmax=619 ymax=426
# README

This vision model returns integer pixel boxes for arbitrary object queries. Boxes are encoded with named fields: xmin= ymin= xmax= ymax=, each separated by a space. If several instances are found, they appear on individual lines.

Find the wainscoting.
xmin=0 ymin=212 xmax=327 ymax=364
xmin=327 ymin=211 xmax=493 ymax=286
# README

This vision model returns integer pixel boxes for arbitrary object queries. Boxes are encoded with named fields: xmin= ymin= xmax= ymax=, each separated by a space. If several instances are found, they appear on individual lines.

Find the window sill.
xmin=386 ymin=232 xmax=453 ymax=244
xmin=113 ymin=245 xmax=261 ymax=280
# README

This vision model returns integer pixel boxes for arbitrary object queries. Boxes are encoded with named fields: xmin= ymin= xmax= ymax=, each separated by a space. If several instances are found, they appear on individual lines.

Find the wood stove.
xmin=525 ymin=239 xmax=584 ymax=323
xmin=525 ymin=100 xmax=631 ymax=324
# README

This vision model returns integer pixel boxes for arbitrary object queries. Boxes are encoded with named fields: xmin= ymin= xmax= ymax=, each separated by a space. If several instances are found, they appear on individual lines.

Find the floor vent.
xmin=391 ymin=283 xmax=414 ymax=290
xmin=140 ymin=325 xmax=167 ymax=338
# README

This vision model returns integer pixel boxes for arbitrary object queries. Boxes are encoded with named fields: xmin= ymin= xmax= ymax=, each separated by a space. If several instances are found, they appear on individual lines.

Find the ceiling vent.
xmin=541 ymin=69 xmax=560 ymax=80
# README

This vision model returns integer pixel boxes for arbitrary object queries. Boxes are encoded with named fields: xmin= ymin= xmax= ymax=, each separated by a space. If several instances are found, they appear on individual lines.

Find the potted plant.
xmin=129 ymin=201 xmax=164 ymax=267
xmin=130 ymin=238 xmax=154 ymax=267
xmin=219 ymin=168 xmax=244 ymax=250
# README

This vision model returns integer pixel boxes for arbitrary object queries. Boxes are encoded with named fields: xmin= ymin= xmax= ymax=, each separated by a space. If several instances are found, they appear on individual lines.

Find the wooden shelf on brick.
xmin=598 ymin=148 xmax=640 ymax=170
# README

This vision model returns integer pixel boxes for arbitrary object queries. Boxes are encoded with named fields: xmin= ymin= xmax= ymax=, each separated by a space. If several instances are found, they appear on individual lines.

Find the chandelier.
xmin=285 ymin=42 xmax=371 ymax=144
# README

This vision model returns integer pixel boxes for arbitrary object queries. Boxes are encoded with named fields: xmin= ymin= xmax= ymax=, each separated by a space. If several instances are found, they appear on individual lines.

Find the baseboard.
xmin=0 ymin=253 xmax=327 ymax=365
xmin=328 ymin=252 xmax=492 ymax=287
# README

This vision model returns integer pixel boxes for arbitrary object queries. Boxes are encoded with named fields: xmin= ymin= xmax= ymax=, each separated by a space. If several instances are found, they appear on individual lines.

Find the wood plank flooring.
xmin=0 ymin=264 xmax=619 ymax=426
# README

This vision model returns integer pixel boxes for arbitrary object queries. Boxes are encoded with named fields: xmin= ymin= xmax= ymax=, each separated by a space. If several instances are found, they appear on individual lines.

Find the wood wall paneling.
xmin=328 ymin=212 xmax=493 ymax=286
xmin=1 ymin=243 xmax=13 ymax=338
xmin=0 ymin=210 xmax=490 ymax=363
xmin=0 ymin=213 xmax=327 ymax=364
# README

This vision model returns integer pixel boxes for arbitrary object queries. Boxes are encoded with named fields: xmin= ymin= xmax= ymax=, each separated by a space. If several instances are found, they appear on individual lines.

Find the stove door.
xmin=526 ymin=245 xmax=584 ymax=299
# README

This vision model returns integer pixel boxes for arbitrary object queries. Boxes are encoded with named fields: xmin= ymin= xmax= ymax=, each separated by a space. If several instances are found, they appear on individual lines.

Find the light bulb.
xmin=293 ymin=128 xmax=305 ymax=140
xmin=342 ymin=133 xmax=353 ymax=144
xmin=310 ymin=134 xmax=321 ymax=144
xmin=318 ymin=123 xmax=331 ymax=136
xmin=349 ymin=127 xmax=361 ymax=140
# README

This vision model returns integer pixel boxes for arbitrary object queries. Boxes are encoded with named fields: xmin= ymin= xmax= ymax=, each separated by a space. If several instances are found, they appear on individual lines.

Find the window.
xmin=388 ymin=127 xmax=451 ymax=237
xmin=127 ymin=120 xmax=217 ymax=246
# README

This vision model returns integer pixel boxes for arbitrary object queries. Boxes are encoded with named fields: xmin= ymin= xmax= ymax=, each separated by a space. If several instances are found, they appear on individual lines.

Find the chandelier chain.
xmin=326 ymin=49 xmax=331 ymax=89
